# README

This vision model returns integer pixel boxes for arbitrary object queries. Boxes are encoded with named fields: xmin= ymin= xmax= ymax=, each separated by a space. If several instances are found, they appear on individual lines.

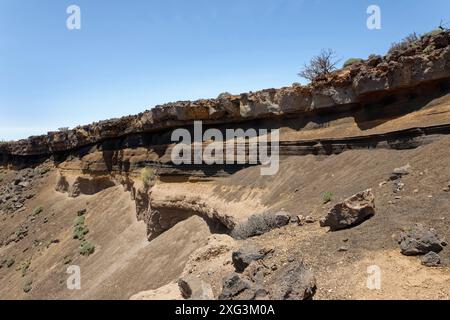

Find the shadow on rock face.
xmin=55 ymin=174 xmax=116 ymax=198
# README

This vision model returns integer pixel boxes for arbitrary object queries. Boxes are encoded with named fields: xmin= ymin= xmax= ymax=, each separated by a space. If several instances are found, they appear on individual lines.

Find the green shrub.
xmin=73 ymin=214 xmax=89 ymax=239
xmin=22 ymin=279 xmax=33 ymax=293
xmin=323 ymin=192 xmax=333 ymax=204
xmin=32 ymin=206 xmax=44 ymax=216
xmin=72 ymin=210 xmax=95 ymax=256
xmin=141 ymin=167 xmax=156 ymax=186
xmin=73 ymin=225 xmax=89 ymax=240
xmin=80 ymin=240 xmax=95 ymax=256
xmin=6 ymin=259 xmax=15 ymax=268
xmin=73 ymin=216 xmax=85 ymax=227
xmin=14 ymin=226 xmax=28 ymax=239
xmin=343 ymin=58 xmax=364 ymax=68
xmin=63 ymin=256 xmax=72 ymax=265
xmin=20 ymin=259 xmax=31 ymax=277
xmin=231 ymin=212 xmax=290 ymax=239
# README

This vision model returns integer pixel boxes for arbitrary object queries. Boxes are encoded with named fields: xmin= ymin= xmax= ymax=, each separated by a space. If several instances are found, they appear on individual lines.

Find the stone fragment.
xmin=399 ymin=224 xmax=446 ymax=256
xmin=320 ymin=189 xmax=375 ymax=231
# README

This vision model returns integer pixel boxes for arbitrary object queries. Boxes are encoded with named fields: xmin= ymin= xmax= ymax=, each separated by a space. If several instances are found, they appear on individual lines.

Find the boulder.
xmin=296 ymin=215 xmax=305 ymax=226
xmin=18 ymin=181 xmax=30 ymax=188
xmin=232 ymin=246 xmax=267 ymax=272
xmin=320 ymin=189 xmax=375 ymax=231
xmin=399 ymin=224 xmax=446 ymax=256
xmin=270 ymin=260 xmax=317 ymax=300
xmin=421 ymin=252 xmax=441 ymax=267
xmin=178 ymin=275 xmax=214 ymax=300
xmin=218 ymin=273 xmax=252 ymax=300
xmin=390 ymin=164 xmax=411 ymax=180
xmin=274 ymin=212 xmax=291 ymax=227
xmin=219 ymin=259 xmax=317 ymax=300
xmin=305 ymin=216 xmax=316 ymax=223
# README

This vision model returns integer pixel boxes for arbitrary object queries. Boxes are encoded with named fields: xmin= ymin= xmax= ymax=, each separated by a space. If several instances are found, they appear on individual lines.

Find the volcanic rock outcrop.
xmin=0 ymin=30 xmax=450 ymax=160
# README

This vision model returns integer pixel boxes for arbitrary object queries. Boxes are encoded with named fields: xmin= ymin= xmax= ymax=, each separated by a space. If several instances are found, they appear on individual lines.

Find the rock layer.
xmin=1 ymin=30 xmax=450 ymax=159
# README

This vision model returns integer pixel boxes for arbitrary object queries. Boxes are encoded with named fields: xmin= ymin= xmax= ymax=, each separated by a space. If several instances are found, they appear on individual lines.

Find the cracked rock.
xmin=399 ymin=224 xmax=446 ymax=256
xmin=320 ymin=189 xmax=375 ymax=231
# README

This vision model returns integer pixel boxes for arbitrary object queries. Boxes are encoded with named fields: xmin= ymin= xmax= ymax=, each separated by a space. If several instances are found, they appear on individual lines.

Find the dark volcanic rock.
xmin=421 ymin=252 xmax=441 ymax=267
xmin=320 ymin=189 xmax=375 ymax=231
xmin=219 ymin=259 xmax=316 ymax=300
xmin=270 ymin=260 xmax=316 ymax=300
xmin=399 ymin=224 xmax=446 ymax=256
xmin=274 ymin=212 xmax=291 ymax=227
xmin=218 ymin=273 xmax=252 ymax=300
xmin=232 ymin=246 xmax=267 ymax=272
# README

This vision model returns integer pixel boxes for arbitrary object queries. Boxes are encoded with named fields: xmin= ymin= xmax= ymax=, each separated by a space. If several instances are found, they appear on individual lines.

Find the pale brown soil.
xmin=0 ymin=175 xmax=212 ymax=299
xmin=214 ymin=135 xmax=450 ymax=299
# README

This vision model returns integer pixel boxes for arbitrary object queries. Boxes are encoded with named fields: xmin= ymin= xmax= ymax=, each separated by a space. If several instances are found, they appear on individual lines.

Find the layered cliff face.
xmin=1 ymin=30 xmax=450 ymax=159
xmin=1 ymin=30 xmax=450 ymax=300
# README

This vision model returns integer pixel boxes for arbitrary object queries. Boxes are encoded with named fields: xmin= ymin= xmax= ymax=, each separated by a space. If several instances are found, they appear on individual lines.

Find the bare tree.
xmin=298 ymin=49 xmax=340 ymax=82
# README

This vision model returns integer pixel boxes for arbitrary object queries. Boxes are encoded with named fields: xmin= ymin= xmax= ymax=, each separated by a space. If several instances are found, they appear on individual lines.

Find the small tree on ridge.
xmin=298 ymin=49 xmax=340 ymax=82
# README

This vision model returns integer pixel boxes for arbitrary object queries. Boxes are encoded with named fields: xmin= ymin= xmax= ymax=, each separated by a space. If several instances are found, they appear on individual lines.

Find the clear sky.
xmin=1 ymin=0 xmax=449 ymax=140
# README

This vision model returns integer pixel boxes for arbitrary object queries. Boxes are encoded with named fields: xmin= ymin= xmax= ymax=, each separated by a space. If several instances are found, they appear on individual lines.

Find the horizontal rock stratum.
xmin=1 ymin=30 xmax=450 ymax=157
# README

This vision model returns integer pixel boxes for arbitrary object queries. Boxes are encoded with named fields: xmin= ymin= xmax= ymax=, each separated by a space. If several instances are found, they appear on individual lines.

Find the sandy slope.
xmin=0 ymin=176 xmax=212 ymax=299
xmin=1 ymin=91 xmax=450 ymax=299
xmin=1 ymin=135 xmax=450 ymax=299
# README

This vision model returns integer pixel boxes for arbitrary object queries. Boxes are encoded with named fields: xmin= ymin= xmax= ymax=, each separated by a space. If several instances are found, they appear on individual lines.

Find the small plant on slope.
xmin=79 ymin=240 xmax=95 ymax=256
xmin=141 ymin=167 xmax=156 ymax=187
xmin=323 ymin=192 xmax=333 ymax=204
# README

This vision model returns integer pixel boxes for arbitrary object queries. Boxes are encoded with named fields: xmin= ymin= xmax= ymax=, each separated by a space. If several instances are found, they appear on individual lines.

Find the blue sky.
xmin=0 ymin=0 xmax=449 ymax=140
